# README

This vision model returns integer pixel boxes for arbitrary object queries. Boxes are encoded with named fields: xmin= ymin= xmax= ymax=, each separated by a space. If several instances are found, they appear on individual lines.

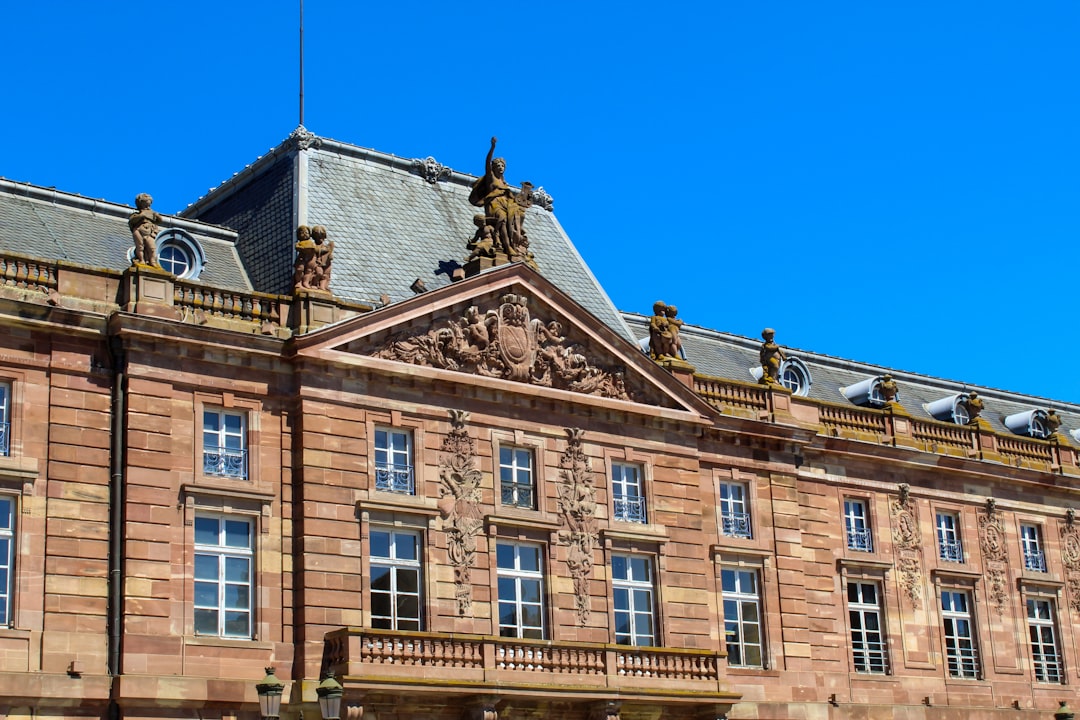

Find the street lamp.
xmin=316 ymin=673 xmax=344 ymax=720
xmin=1055 ymin=701 xmax=1075 ymax=720
xmin=256 ymin=666 xmax=285 ymax=720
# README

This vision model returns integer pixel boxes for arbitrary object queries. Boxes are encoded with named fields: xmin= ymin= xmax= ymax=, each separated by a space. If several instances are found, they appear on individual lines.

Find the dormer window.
xmin=155 ymin=229 xmax=206 ymax=280
xmin=925 ymin=394 xmax=973 ymax=425
xmin=1004 ymin=409 xmax=1053 ymax=439
xmin=841 ymin=375 xmax=899 ymax=408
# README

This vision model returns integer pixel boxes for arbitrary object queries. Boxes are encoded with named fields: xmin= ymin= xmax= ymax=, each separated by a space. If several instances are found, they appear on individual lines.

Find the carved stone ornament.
xmin=411 ymin=156 xmax=452 ymax=184
xmin=556 ymin=428 xmax=599 ymax=625
xmin=437 ymin=410 xmax=484 ymax=615
xmin=978 ymin=501 xmax=1009 ymax=615
xmin=372 ymin=294 xmax=633 ymax=401
xmin=1060 ymin=517 xmax=1080 ymax=613
xmin=531 ymin=186 xmax=554 ymax=212
xmin=890 ymin=484 xmax=923 ymax=608
xmin=290 ymin=125 xmax=321 ymax=150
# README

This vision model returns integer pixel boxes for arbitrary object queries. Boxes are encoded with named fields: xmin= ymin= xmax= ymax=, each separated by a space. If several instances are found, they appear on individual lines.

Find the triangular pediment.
xmin=294 ymin=265 xmax=714 ymax=416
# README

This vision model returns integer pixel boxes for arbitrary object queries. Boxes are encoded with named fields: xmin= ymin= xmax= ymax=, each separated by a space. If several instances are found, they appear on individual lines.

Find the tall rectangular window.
xmin=848 ymin=581 xmax=887 ymax=673
xmin=203 ymin=410 xmax=247 ymax=479
xmin=1027 ymin=597 xmax=1063 ymax=683
xmin=941 ymin=590 xmax=979 ymax=678
xmin=0 ymin=497 xmax=14 ymax=625
xmin=369 ymin=528 xmax=421 ymax=630
xmin=1021 ymin=525 xmax=1047 ymax=572
xmin=374 ymin=428 xmax=414 ymax=494
xmin=722 ymin=568 xmax=763 ymax=667
xmin=194 ymin=515 xmax=253 ymax=638
xmin=612 ymin=554 xmax=655 ymax=646
xmin=612 ymin=463 xmax=646 ymax=523
xmin=718 ymin=482 xmax=751 ymax=538
xmin=0 ymin=383 xmax=9 ymax=457
xmin=844 ymin=499 xmax=873 ymax=552
xmin=500 ymin=447 xmax=535 ymax=510
xmin=936 ymin=512 xmax=963 ymax=563
xmin=496 ymin=542 xmax=544 ymax=639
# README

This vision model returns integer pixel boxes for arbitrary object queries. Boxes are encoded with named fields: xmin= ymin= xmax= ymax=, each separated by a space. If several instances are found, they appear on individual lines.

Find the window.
xmin=203 ymin=410 xmax=247 ymax=479
xmin=719 ymin=482 xmax=751 ymax=539
xmin=0 ymin=497 xmax=14 ymax=625
xmin=194 ymin=515 xmax=253 ymax=638
xmin=941 ymin=590 xmax=979 ymax=678
xmin=499 ymin=446 xmax=535 ymax=510
xmin=496 ymin=542 xmax=544 ymax=639
xmin=612 ymin=463 xmax=646 ymax=523
xmin=844 ymin=499 xmax=873 ymax=552
xmin=848 ymin=581 xmax=887 ymax=673
xmin=779 ymin=358 xmax=812 ymax=397
xmin=369 ymin=528 xmax=422 ymax=630
xmin=1026 ymin=597 xmax=1063 ymax=683
xmin=155 ymin=228 xmax=205 ymax=280
xmin=0 ymin=383 xmax=9 ymax=456
xmin=1021 ymin=525 xmax=1047 ymax=572
xmin=158 ymin=244 xmax=191 ymax=277
xmin=374 ymin=428 xmax=414 ymax=494
xmin=936 ymin=512 xmax=963 ymax=563
xmin=612 ymin=554 xmax=655 ymax=646
xmin=722 ymin=568 xmax=763 ymax=667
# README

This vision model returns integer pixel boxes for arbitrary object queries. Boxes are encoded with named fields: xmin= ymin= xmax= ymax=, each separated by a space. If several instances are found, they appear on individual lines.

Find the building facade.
xmin=0 ymin=130 xmax=1078 ymax=719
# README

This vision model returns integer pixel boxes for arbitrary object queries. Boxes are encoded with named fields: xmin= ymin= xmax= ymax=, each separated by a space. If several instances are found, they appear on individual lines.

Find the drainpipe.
xmin=107 ymin=334 xmax=126 ymax=719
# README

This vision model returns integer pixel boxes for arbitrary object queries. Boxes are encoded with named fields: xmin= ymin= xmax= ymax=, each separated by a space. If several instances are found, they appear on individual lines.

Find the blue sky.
xmin=3 ymin=2 xmax=1078 ymax=402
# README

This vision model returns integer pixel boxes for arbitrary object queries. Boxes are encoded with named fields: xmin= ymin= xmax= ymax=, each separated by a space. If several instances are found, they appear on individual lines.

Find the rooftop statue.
xmin=468 ymin=137 xmax=535 ymax=266
xmin=759 ymin=328 xmax=786 ymax=385
xmin=1046 ymin=408 xmax=1063 ymax=435
xmin=648 ymin=301 xmax=683 ymax=361
xmin=962 ymin=391 xmax=984 ymax=423
xmin=311 ymin=225 xmax=333 ymax=291
xmin=128 ymin=193 xmax=162 ymax=266
xmin=879 ymin=373 xmax=899 ymax=403
xmin=293 ymin=224 xmax=333 ymax=293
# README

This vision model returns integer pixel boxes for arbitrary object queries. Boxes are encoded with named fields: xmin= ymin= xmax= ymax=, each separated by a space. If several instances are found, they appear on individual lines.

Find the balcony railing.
xmin=375 ymin=464 xmax=415 ymax=494
xmin=720 ymin=512 xmax=751 ymax=538
xmin=938 ymin=540 xmax=963 ymax=563
xmin=1024 ymin=550 xmax=1047 ymax=572
xmin=203 ymin=446 xmax=248 ymax=479
xmin=846 ymin=527 xmax=873 ymax=552
xmin=613 ymin=496 xmax=646 ymax=523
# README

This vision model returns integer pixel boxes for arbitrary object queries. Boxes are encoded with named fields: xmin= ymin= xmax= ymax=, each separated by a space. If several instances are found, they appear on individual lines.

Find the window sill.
xmin=186 ymin=635 xmax=274 ymax=650
xmin=602 ymin=523 xmax=669 ymax=544
xmin=358 ymin=493 xmax=441 ymax=517
xmin=486 ymin=512 xmax=562 ymax=533
xmin=181 ymin=481 xmax=273 ymax=503
xmin=0 ymin=456 xmax=38 ymax=483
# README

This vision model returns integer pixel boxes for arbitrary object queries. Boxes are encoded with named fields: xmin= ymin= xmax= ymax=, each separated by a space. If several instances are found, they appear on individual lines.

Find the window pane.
xmin=498 ymin=577 xmax=516 ymax=600
xmin=496 ymin=544 xmax=514 ymax=569
xmin=194 ymin=517 xmax=219 ymax=546
xmin=630 ymin=558 xmax=650 ymax=582
xmin=225 ymin=584 xmax=250 ymax=610
xmin=397 ymin=595 xmax=420 ymax=619
xmin=519 ymin=547 xmax=541 ymax=572
xmin=194 ymin=581 xmax=218 ymax=606
xmin=397 ymin=568 xmax=419 ymax=594
xmin=224 ymin=520 xmax=250 ymax=548
xmin=370 ymin=531 xmax=390 ymax=559
xmin=520 ymin=579 xmax=541 ymax=604
xmin=194 ymin=608 xmax=218 ymax=635
xmin=371 ymin=593 xmax=392 ymax=618
xmin=612 ymin=555 xmax=627 ymax=580
xmin=194 ymin=554 xmax=218 ymax=580
xmin=371 ymin=567 xmax=392 ymax=592
xmin=396 ymin=534 xmax=418 ymax=561
xmin=223 ymin=611 xmax=249 ymax=637
xmin=225 ymin=557 xmax=250 ymax=583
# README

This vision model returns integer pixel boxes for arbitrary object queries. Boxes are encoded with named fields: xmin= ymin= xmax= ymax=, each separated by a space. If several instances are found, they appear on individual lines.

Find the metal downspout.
xmin=107 ymin=335 xmax=126 ymax=719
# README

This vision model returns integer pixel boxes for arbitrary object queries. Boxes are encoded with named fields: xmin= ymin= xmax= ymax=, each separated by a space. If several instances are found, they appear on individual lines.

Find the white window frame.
xmin=844 ymin=499 xmax=873 ymax=552
xmin=496 ymin=542 xmax=545 ymax=639
xmin=722 ymin=567 xmax=764 ymax=667
xmin=612 ymin=463 xmax=646 ymax=523
xmin=374 ymin=428 xmax=414 ymax=494
xmin=941 ymin=589 xmax=979 ymax=678
xmin=848 ymin=581 xmax=888 ymax=674
xmin=1020 ymin=524 xmax=1047 ymax=572
xmin=499 ymin=446 xmax=535 ymax=510
xmin=612 ymin=554 xmax=655 ymax=646
xmin=0 ymin=382 xmax=9 ymax=457
xmin=1026 ymin=596 xmax=1063 ymax=683
xmin=719 ymin=482 xmax=751 ymax=539
xmin=0 ymin=496 xmax=15 ymax=625
xmin=369 ymin=528 xmax=422 ymax=631
xmin=203 ymin=410 xmax=247 ymax=480
xmin=936 ymin=512 xmax=963 ymax=563
xmin=193 ymin=514 xmax=254 ymax=639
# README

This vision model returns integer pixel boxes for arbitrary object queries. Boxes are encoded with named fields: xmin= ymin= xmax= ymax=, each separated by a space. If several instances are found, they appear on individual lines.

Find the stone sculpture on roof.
xmin=879 ymin=374 xmax=899 ymax=403
xmin=466 ymin=137 xmax=537 ymax=271
xmin=128 ymin=193 xmax=162 ymax=266
xmin=648 ymin=301 xmax=683 ymax=361
xmin=759 ymin=328 xmax=786 ymax=385
xmin=962 ymin=391 xmax=984 ymax=423
xmin=292 ymin=224 xmax=333 ymax=293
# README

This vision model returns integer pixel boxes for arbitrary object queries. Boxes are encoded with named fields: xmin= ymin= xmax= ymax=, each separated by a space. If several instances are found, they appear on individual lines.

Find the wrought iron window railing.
xmin=501 ymin=482 xmax=534 ymax=509
xmin=720 ymin=512 xmax=752 ymax=538
xmin=0 ymin=422 xmax=8 ymax=456
xmin=203 ymin=446 xmax=248 ymax=479
xmin=1024 ymin=550 xmax=1047 ymax=572
xmin=375 ymin=464 xmax=415 ymax=494
xmin=613 ymin=496 xmax=646 ymax=523
xmin=852 ymin=637 xmax=888 ymax=674
xmin=846 ymin=527 xmax=873 ymax=552
xmin=939 ymin=540 xmax=963 ymax=563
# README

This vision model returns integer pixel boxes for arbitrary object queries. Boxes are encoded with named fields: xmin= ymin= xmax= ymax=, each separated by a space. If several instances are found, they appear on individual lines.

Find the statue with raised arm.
xmin=128 ymin=193 xmax=162 ymax=266
xmin=468 ymin=137 xmax=533 ymax=262
xmin=759 ymin=328 xmax=786 ymax=385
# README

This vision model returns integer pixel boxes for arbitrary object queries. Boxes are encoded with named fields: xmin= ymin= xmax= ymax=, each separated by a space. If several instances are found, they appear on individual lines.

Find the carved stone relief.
xmin=890 ymin=483 xmax=922 ymax=608
xmin=978 ymin=499 xmax=1009 ymax=615
xmin=531 ymin=186 xmax=554 ymax=212
xmin=372 ymin=294 xmax=633 ymax=401
xmin=1060 ymin=510 xmax=1080 ymax=613
xmin=437 ymin=410 xmax=483 ymax=615
xmin=556 ymin=428 xmax=598 ymax=625
xmin=411 ymin=156 xmax=452 ymax=184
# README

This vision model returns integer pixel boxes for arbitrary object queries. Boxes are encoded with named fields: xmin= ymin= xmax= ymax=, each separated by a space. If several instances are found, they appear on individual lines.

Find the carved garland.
xmin=556 ymin=428 xmax=599 ymax=625
xmin=373 ymin=293 xmax=633 ymax=401
xmin=437 ymin=410 xmax=484 ymax=615
xmin=889 ymin=483 xmax=922 ymax=608
xmin=1060 ymin=509 xmax=1080 ymax=614
xmin=978 ymin=499 xmax=1009 ymax=615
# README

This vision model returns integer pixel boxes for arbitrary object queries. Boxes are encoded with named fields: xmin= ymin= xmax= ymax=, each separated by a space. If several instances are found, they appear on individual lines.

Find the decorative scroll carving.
xmin=437 ymin=410 xmax=483 ymax=615
xmin=1060 ymin=512 xmax=1080 ymax=613
xmin=556 ymin=428 xmax=598 ymax=625
xmin=978 ymin=499 xmax=1009 ymax=615
xmin=890 ymin=483 xmax=922 ymax=608
xmin=128 ymin=193 xmax=161 ymax=266
xmin=372 ymin=294 xmax=633 ymax=401
xmin=531 ymin=186 xmax=554 ymax=212
xmin=411 ymin=156 xmax=452 ymax=184
xmin=290 ymin=125 xmax=322 ymax=150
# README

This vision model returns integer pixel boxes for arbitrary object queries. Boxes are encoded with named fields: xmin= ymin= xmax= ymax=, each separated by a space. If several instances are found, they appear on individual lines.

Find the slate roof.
xmin=180 ymin=131 xmax=637 ymax=343
xmin=623 ymin=313 xmax=1080 ymax=443
xmin=0 ymin=179 xmax=252 ymax=290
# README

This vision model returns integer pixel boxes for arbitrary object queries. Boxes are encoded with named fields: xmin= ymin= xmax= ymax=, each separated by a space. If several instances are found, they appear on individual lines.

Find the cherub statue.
xmin=311 ymin=225 xmax=333 ymax=291
xmin=128 ymin=193 xmax=162 ymax=266
xmin=648 ymin=301 xmax=677 ymax=360
xmin=961 ymin=391 xmax=984 ymax=422
xmin=759 ymin=328 xmax=785 ymax=384
xmin=293 ymin=225 xmax=316 ymax=291
xmin=878 ymin=374 xmax=899 ymax=403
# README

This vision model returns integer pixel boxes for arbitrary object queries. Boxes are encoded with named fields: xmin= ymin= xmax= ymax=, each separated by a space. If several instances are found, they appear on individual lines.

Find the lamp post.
xmin=316 ymin=673 xmax=344 ymax=720
xmin=1055 ymin=701 xmax=1075 ymax=720
xmin=256 ymin=666 xmax=285 ymax=720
